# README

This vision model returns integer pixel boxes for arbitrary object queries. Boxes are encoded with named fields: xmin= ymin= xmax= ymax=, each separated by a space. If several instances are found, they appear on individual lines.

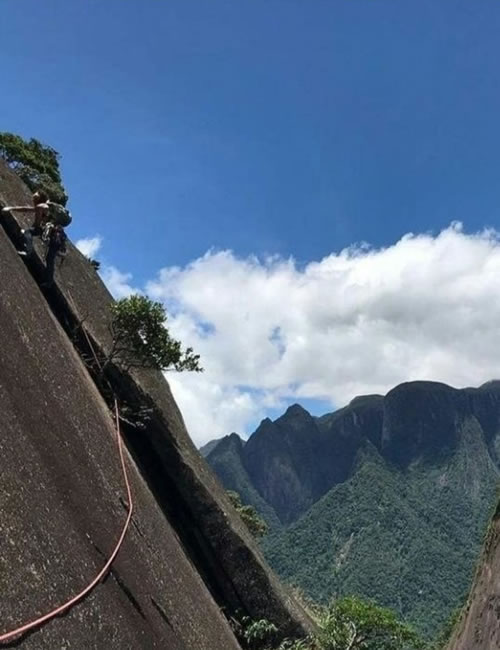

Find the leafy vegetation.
xmin=262 ymin=425 xmax=498 ymax=639
xmin=314 ymin=597 xmax=425 ymax=650
xmin=227 ymin=490 xmax=269 ymax=538
xmin=0 ymin=132 xmax=68 ymax=205
xmin=427 ymin=608 xmax=461 ymax=650
xmin=106 ymin=295 xmax=203 ymax=373
xmin=242 ymin=617 xmax=279 ymax=649
xmin=238 ymin=597 xmax=426 ymax=650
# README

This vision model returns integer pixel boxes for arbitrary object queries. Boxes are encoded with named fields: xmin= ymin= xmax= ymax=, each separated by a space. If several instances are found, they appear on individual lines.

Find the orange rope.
xmin=0 ymin=398 xmax=133 ymax=642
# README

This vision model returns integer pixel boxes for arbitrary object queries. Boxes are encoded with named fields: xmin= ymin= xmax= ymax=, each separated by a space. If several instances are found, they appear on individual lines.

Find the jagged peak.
xmin=282 ymin=403 xmax=312 ymax=418
xmin=201 ymin=433 xmax=244 ymax=458
xmin=221 ymin=432 xmax=245 ymax=450
xmin=244 ymin=417 xmax=276 ymax=444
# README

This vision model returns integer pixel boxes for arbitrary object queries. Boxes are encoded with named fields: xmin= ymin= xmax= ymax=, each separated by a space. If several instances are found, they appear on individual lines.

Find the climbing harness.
xmin=0 ymin=312 xmax=133 ymax=642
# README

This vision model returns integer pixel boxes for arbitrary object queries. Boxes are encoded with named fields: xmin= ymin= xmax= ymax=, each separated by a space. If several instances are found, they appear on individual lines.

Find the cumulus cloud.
xmin=100 ymin=266 xmax=140 ymax=299
xmin=75 ymin=235 xmax=102 ymax=258
xmin=73 ymin=236 xmax=139 ymax=299
xmin=167 ymin=373 xmax=267 ymax=445
xmin=145 ymin=224 xmax=500 ymax=445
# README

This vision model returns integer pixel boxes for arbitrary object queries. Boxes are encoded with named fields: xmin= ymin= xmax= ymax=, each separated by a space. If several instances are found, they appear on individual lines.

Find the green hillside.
xmin=263 ymin=419 xmax=498 ymax=637
xmin=205 ymin=381 xmax=500 ymax=638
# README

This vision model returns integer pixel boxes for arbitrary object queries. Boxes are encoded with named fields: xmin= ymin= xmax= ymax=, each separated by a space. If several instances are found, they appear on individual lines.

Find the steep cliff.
xmin=0 ymin=161 xmax=311 ymax=648
xmin=448 ymin=503 xmax=500 ymax=649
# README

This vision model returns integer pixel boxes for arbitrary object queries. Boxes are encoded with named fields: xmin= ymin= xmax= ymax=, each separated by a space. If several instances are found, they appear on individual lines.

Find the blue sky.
xmin=3 ymin=1 xmax=500 ymax=443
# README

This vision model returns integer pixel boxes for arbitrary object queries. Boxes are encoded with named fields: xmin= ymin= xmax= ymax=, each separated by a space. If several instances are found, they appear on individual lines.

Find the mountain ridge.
xmin=206 ymin=380 xmax=500 ymax=523
xmin=206 ymin=380 xmax=500 ymax=636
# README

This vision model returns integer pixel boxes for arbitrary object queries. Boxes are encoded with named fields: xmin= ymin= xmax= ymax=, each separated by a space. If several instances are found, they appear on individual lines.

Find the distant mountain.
xmin=205 ymin=380 xmax=500 ymax=637
xmin=199 ymin=437 xmax=224 ymax=457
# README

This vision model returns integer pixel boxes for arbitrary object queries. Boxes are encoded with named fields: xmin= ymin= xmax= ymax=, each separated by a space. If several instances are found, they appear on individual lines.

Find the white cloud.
xmin=167 ymin=373 xmax=266 ymax=447
xmin=145 ymin=224 xmax=500 ymax=445
xmin=100 ymin=266 xmax=140 ymax=299
xmin=75 ymin=235 xmax=102 ymax=258
xmin=73 ymin=236 xmax=139 ymax=299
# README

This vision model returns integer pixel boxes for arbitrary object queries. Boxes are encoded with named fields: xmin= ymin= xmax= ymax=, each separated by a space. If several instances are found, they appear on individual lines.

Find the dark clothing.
xmin=23 ymin=226 xmax=43 ymax=255
xmin=44 ymin=244 xmax=58 ymax=286
xmin=22 ymin=224 xmax=65 ymax=286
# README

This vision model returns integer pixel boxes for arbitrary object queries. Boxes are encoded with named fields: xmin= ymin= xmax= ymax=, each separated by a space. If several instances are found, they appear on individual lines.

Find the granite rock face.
xmin=0 ymin=161 xmax=311 ymax=648
xmin=448 ymin=503 xmax=500 ymax=650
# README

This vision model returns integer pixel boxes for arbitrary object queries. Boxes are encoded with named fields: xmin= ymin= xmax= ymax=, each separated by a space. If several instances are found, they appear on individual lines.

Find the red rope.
xmin=0 ymin=399 xmax=133 ymax=642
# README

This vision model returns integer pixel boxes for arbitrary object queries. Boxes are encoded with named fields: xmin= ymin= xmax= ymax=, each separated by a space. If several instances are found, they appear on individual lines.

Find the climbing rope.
xmin=0 ymin=308 xmax=134 ymax=642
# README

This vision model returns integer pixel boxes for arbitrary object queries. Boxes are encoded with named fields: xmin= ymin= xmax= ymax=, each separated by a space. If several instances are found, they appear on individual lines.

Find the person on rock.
xmin=2 ymin=190 xmax=69 ymax=286
xmin=2 ymin=189 xmax=51 ymax=254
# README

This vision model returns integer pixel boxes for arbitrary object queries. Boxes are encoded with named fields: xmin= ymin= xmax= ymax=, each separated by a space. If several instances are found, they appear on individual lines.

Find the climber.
xmin=2 ymin=190 xmax=71 ymax=286
xmin=39 ymin=221 xmax=67 ymax=287
xmin=2 ymin=189 xmax=51 ymax=255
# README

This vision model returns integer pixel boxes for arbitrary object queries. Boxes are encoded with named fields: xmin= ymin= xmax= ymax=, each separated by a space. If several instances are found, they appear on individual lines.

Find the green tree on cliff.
xmin=0 ymin=132 xmax=68 ymax=205
xmin=106 ymin=295 xmax=203 ymax=374
xmin=227 ymin=490 xmax=269 ymax=538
